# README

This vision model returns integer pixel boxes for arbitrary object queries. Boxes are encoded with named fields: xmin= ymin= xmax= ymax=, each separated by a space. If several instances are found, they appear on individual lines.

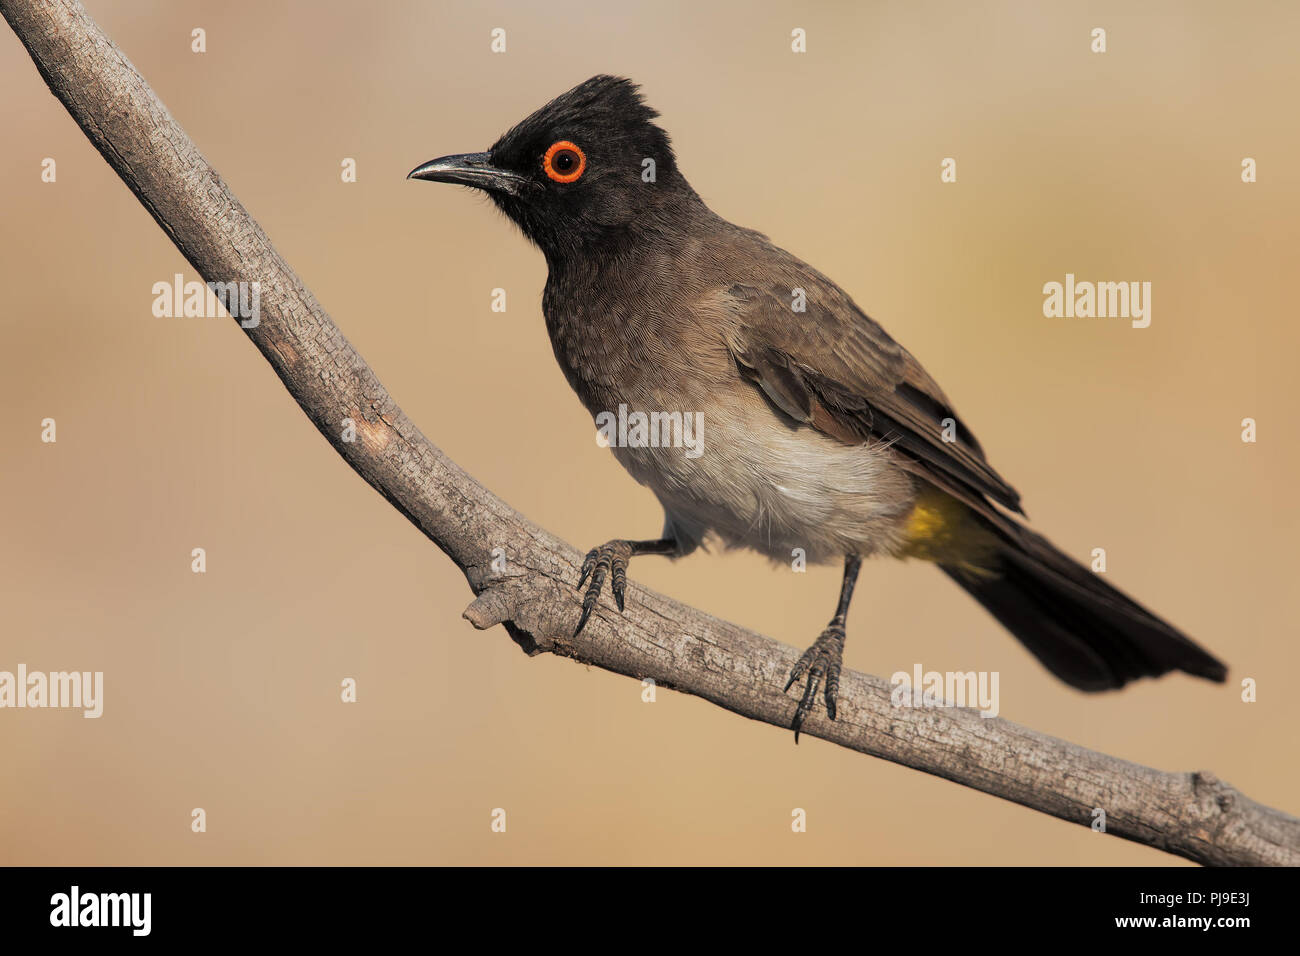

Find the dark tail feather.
xmin=941 ymin=524 xmax=1226 ymax=691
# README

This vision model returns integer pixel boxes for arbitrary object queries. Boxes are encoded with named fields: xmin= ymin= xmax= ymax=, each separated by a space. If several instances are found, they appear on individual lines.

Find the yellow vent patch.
xmin=900 ymin=489 xmax=998 ymax=571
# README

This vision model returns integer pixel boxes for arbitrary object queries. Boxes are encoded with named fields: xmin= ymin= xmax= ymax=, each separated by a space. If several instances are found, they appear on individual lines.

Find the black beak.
xmin=406 ymin=152 xmax=532 ymax=196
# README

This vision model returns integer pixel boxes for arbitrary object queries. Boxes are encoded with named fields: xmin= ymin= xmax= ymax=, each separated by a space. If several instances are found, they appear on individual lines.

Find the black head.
xmin=408 ymin=76 xmax=696 ymax=265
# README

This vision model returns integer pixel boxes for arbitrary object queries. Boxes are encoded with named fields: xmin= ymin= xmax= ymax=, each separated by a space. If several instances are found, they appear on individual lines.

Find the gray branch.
xmin=6 ymin=0 xmax=1296 ymax=866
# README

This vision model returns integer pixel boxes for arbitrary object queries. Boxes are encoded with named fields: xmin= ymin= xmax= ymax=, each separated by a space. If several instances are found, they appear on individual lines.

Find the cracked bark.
xmin=5 ymin=0 xmax=1298 ymax=866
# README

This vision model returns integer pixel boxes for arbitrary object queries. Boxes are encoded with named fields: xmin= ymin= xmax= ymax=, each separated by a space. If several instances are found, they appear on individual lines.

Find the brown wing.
xmin=722 ymin=279 xmax=1023 ymax=516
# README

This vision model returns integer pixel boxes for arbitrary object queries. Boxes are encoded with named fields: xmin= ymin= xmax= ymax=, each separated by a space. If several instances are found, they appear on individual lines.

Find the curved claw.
xmin=577 ymin=550 xmax=598 ymax=590
xmin=611 ymin=560 xmax=627 ymax=612
xmin=824 ymin=657 xmax=841 ymax=722
xmin=572 ymin=602 xmax=594 ymax=638
xmin=784 ymin=625 xmax=846 ymax=742
xmin=573 ymin=541 xmax=631 ymax=636
xmin=783 ymin=657 xmax=808 ymax=694
xmin=791 ymin=669 xmax=823 ymax=742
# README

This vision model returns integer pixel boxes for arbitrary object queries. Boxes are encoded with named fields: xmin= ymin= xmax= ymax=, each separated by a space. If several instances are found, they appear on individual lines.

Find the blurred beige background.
xmin=1 ymin=0 xmax=1296 ymax=865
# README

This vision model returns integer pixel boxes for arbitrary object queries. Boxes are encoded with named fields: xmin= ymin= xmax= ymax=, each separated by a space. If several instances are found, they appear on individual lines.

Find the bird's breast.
xmin=542 ymin=264 xmax=729 ymax=415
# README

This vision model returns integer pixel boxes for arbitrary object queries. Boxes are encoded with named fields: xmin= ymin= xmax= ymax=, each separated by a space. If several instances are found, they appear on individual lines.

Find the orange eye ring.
xmin=543 ymin=141 xmax=586 ymax=183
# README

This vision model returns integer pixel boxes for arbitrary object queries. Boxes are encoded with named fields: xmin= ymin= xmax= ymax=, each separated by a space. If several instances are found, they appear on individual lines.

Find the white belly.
xmin=610 ymin=397 xmax=917 ymax=564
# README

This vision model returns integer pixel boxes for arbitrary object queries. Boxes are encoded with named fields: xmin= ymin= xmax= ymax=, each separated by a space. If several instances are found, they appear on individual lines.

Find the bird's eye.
xmin=543 ymin=141 xmax=586 ymax=183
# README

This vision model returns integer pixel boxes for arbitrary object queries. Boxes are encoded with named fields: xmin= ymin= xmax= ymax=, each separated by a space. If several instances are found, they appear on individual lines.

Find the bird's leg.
xmin=785 ymin=554 xmax=862 ymax=742
xmin=573 ymin=537 xmax=678 ymax=636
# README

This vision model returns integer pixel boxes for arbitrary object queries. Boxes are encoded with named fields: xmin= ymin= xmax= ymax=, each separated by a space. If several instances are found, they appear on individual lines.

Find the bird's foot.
xmin=783 ymin=622 xmax=846 ymax=742
xmin=573 ymin=539 xmax=633 ymax=636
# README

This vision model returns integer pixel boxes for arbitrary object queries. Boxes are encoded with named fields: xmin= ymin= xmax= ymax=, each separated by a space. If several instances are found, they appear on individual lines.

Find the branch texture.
xmin=5 ymin=0 xmax=1297 ymax=866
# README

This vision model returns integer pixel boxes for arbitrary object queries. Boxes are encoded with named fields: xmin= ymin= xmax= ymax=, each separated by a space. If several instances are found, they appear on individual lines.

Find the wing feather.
xmin=723 ymin=279 xmax=1023 ymax=515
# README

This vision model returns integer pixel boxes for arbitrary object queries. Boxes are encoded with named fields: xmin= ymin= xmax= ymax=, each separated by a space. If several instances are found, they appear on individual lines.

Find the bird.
xmin=408 ymin=75 xmax=1227 ymax=740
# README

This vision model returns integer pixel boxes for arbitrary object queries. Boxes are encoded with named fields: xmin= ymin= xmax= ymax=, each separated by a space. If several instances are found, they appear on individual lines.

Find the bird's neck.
xmin=542 ymin=181 xmax=714 ymax=278
xmin=540 ymin=195 xmax=724 ymax=416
